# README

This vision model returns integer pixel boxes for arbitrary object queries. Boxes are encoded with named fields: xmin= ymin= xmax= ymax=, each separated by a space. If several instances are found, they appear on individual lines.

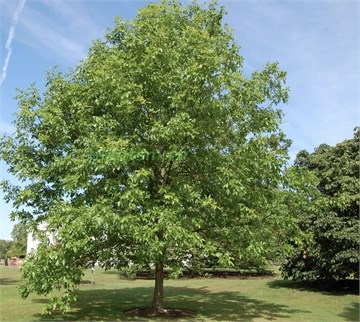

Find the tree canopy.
xmin=0 ymin=0 xmax=294 ymax=315
xmin=281 ymin=128 xmax=360 ymax=282
xmin=0 ymin=223 xmax=27 ymax=260
xmin=0 ymin=239 xmax=12 ymax=260
xmin=9 ymin=222 xmax=27 ymax=257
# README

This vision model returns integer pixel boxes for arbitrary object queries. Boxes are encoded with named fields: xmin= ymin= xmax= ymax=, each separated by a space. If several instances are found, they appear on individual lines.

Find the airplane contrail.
xmin=0 ymin=0 xmax=27 ymax=87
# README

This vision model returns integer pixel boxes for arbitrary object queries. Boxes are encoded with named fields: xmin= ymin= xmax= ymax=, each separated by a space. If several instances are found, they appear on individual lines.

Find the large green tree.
xmin=1 ymin=0 xmax=293 ymax=315
xmin=0 ymin=223 xmax=27 ymax=260
xmin=281 ymin=128 xmax=360 ymax=282
xmin=0 ymin=239 xmax=12 ymax=261
xmin=7 ymin=222 xmax=27 ymax=258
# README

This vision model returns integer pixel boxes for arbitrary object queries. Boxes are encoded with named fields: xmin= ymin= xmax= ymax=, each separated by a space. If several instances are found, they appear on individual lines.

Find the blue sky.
xmin=0 ymin=0 xmax=358 ymax=239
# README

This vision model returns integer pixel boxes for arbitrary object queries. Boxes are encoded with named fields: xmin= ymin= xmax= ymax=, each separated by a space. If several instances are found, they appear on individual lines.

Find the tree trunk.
xmin=151 ymin=260 xmax=165 ymax=313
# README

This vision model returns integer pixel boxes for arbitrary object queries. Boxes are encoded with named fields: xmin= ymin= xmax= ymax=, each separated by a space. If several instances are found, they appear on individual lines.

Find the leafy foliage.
xmin=0 ymin=239 xmax=12 ymax=260
xmin=0 ymin=223 xmax=28 ymax=259
xmin=1 ymin=0 xmax=293 ymax=314
xmin=281 ymin=128 xmax=360 ymax=282
xmin=10 ymin=223 xmax=28 ymax=256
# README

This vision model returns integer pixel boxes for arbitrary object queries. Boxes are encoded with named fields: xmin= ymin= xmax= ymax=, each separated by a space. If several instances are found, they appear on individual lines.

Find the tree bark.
xmin=150 ymin=166 xmax=167 ymax=314
xmin=151 ymin=260 xmax=165 ymax=313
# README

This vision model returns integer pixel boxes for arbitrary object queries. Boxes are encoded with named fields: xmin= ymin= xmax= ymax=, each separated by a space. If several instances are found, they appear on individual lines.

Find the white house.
xmin=26 ymin=232 xmax=40 ymax=254
xmin=26 ymin=222 xmax=54 ymax=254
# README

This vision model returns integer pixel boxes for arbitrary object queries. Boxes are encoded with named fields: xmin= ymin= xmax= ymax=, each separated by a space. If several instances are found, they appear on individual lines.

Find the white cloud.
xmin=40 ymin=0 xmax=103 ymax=41
xmin=225 ymin=0 xmax=358 ymax=154
xmin=18 ymin=5 xmax=87 ymax=62
xmin=0 ymin=121 xmax=15 ymax=135
xmin=20 ymin=17 xmax=88 ymax=62
xmin=0 ymin=0 xmax=26 ymax=87
xmin=14 ymin=0 xmax=106 ymax=63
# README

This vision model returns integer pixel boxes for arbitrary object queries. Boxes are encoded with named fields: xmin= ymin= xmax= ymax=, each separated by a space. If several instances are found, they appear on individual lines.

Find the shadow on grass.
xmin=0 ymin=278 xmax=19 ymax=286
xmin=103 ymin=269 xmax=276 ymax=280
xmin=338 ymin=302 xmax=360 ymax=322
xmin=103 ymin=270 xmax=122 ymax=275
xmin=33 ymin=285 xmax=311 ymax=321
xmin=267 ymin=279 xmax=359 ymax=296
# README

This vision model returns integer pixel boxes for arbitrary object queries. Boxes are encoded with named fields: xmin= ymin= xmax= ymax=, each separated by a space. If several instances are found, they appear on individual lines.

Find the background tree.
xmin=281 ymin=128 xmax=360 ymax=282
xmin=0 ymin=223 xmax=27 ymax=260
xmin=0 ymin=0 xmax=293 ymax=315
xmin=0 ymin=239 xmax=13 ymax=261
xmin=6 ymin=222 xmax=28 ymax=258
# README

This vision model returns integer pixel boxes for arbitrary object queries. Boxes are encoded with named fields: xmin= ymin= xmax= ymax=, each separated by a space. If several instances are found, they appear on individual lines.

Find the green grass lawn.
xmin=0 ymin=264 xmax=358 ymax=321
